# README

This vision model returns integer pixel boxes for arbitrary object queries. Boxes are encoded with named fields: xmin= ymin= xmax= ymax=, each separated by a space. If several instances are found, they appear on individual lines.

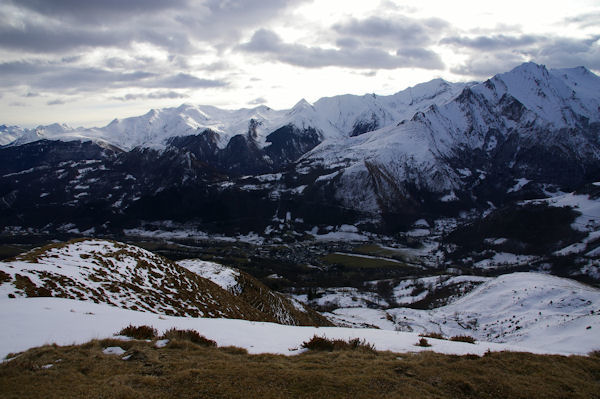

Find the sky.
xmin=0 ymin=0 xmax=598 ymax=128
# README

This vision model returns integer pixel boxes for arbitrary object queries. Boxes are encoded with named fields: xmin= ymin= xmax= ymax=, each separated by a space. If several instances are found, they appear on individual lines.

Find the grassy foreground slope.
xmin=1 ymin=338 xmax=599 ymax=399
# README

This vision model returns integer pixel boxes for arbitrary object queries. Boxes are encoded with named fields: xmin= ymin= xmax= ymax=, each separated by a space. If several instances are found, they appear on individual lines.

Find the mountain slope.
xmin=178 ymin=259 xmax=332 ymax=326
xmin=326 ymin=272 xmax=600 ymax=355
xmin=294 ymin=63 xmax=600 ymax=221
xmin=0 ymin=239 xmax=329 ymax=325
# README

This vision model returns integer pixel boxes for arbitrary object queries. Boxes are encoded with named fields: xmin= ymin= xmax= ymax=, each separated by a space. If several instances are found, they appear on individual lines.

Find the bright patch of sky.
xmin=0 ymin=0 xmax=598 ymax=128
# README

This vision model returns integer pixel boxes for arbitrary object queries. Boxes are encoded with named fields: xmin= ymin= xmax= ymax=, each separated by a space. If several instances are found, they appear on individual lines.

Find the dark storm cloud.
xmin=239 ymin=29 xmax=445 ymax=70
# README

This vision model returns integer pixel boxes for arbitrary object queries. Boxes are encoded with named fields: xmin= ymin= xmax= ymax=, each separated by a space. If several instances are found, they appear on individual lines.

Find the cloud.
xmin=396 ymin=48 xmax=444 ymax=70
xmin=248 ymin=97 xmax=267 ymax=105
xmin=150 ymin=73 xmax=228 ymax=89
xmin=441 ymin=35 xmax=540 ymax=51
xmin=564 ymin=12 xmax=600 ymax=29
xmin=0 ymin=0 xmax=308 ymax=54
xmin=0 ymin=61 xmax=228 ymax=92
xmin=239 ymin=29 xmax=445 ymax=70
xmin=450 ymin=53 xmax=527 ymax=77
xmin=333 ymin=15 xmax=449 ymax=46
xmin=113 ymin=91 xmax=188 ymax=101
xmin=47 ymin=99 xmax=66 ymax=105
xmin=11 ymin=0 xmax=185 ymax=22
xmin=446 ymin=34 xmax=600 ymax=77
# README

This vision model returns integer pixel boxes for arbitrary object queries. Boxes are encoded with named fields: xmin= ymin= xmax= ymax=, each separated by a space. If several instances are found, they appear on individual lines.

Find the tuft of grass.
xmin=117 ymin=325 xmax=158 ymax=340
xmin=301 ymin=335 xmax=376 ymax=353
xmin=450 ymin=335 xmax=476 ymax=344
xmin=160 ymin=328 xmax=217 ymax=347
xmin=416 ymin=338 xmax=431 ymax=347
xmin=420 ymin=332 xmax=445 ymax=340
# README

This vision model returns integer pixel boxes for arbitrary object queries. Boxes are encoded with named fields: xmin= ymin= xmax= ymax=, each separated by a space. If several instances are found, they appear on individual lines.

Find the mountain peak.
xmin=292 ymin=98 xmax=313 ymax=109
xmin=506 ymin=62 xmax=550 ymax=79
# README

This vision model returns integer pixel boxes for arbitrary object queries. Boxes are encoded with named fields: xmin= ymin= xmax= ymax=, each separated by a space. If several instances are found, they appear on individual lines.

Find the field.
xmin=1 ymin=338 xmax=599 ymax=399
xmin=321 ymin=252 xmax=413 ymax=269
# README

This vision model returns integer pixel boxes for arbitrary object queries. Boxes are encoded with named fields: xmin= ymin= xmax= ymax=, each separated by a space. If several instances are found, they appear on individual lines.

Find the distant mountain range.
xmin=1 ymin=62 xmax=599 ymax=249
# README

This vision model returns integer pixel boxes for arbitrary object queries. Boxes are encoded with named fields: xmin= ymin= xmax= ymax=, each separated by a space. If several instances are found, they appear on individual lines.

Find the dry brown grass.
xmin=3 ymin=339 xmax=598 ymax=399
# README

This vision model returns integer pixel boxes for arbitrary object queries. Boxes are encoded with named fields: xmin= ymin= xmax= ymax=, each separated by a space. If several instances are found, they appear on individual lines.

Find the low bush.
xmin=419 ymin=332 xmax=445 ymax=340
xmin=450 ymin=335 xmax=476 ymax=344
xmin=117 ymin=325 xmax=157 ymax=340
xmin=415 ymin=338 xmax=431 ymax=347
xmin=301 ymin=335 xmax=376 ymax=353
xmin=161 ymin=328 xmax=217 ymax=347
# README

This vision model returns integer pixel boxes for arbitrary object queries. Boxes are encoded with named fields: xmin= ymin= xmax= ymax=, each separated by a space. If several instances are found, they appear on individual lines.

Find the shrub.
xmin=416 ymin=338 xmax=431 ymax=347
xmin=450 ymin=335 xmax=476 ymax=344
xmin=117 ymin=325 xmax=157 ymax=340
xmin=420 ymin=332 xmax=445 ymax=340
xmin=161 ymin=328 xmax=217 ymax=347
xmin=301 ymin=335 xmax=376 ymax=353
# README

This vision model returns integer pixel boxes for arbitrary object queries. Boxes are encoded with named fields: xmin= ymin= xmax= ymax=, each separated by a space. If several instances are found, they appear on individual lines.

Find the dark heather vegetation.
xmin=301 ymin=336 xmax=376 ymax=353
xmin=118 ymin=325 xmax=158 ymax=340
xmin=160 ymin=328 xmax=217 ymax=347
xmin=2 ymin=339 xmax=600 ymax=399
xmin=419 ymin=332 xmax=445 ymax=340
xmin=450 ymin=335 xmax=477 ymax=344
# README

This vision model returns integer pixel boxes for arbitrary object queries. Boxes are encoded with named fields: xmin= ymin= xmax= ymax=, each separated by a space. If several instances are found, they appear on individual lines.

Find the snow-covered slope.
xmin=327 ymin=272 xmax=600 ymax=355
xmin=0 ymin=239 xmax=328 ymax=325
xmin=296 ymin=63 xmax=600 ymax=214
xmin=0 ymin=239 xmax=262 ymax=319
xmin=4 ymin=79 xmax=467 ymax=150
xmin=0 ymin=125 xmax=27 ymax=146
xmin=177 ymin=259 xmax=331 ymax=326
xmin=0 ymin=296 xmax=562 ymax=361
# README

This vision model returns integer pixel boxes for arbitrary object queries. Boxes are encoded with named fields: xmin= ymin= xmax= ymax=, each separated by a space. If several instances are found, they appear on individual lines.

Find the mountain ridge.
xmin=1 ymin=62 xmax=600 ymax=248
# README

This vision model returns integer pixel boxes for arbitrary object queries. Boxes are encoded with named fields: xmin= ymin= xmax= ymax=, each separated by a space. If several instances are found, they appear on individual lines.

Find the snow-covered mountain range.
xmin=1 ymin=62 xmax=600 ymax=268
xmin=3 ymin=78 xmax=468 ymax=150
